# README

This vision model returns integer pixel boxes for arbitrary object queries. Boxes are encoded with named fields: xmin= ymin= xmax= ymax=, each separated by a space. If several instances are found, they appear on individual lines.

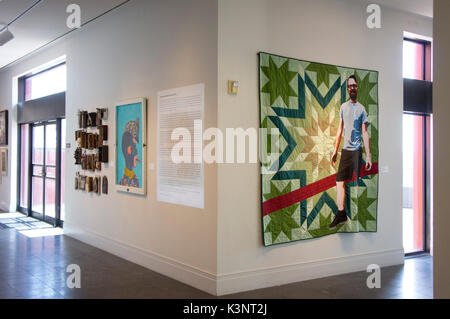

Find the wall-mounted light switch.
xmin=228 ymin=80 xmax=239 ymax=95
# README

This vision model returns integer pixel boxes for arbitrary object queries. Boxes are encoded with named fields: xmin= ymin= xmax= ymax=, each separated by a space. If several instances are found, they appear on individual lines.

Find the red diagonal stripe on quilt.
xmin=263 ymin=162 xmax=379 ymax=216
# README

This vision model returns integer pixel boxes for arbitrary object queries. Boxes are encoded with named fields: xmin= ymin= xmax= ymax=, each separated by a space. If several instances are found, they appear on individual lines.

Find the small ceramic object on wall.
xmin=96 ymin=176 xmax=101 ymax=195
xmin=79 ymin=176 xmax=86 ymax=191
xmin=98 ymin=125 xmax=108 ymax=142
xmin=79 ymin=111 xmax=88 ymax=129
xmin=0 ymin=148 xmax=8 ymax=176
xmin=74 ymin=148 xmax=82 ymax=165
xmin=87 ymin=176 xmax=93 ymax=192
xmin=102 ymin=176 xmax=108 ymax=194
xmin=0 ymin=110 xmax=8 ymax=146
xmin=99 ymin=145 xmax=108 ymax=163
xmin=88 ymin=112 xmax=97 ymax=127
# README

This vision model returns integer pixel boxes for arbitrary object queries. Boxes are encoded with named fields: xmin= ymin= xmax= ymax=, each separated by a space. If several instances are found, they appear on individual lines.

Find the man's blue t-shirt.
xmin=340 ymin=101 xmax=368 ymax=151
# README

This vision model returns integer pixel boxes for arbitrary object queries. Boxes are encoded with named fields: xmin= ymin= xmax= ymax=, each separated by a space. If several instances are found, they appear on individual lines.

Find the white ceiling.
xmin=0 ymin=0 xmax=434 ymax=70
xmin=360 ymin=0 xmax=433 ymax=18
xmin=0 ymin=0 xmax=129 ymax=70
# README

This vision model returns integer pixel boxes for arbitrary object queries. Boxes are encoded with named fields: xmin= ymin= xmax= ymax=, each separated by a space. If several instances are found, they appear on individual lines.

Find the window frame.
xmin=403 ymin=37 xmax=432 ymax=82
xmin=402 ymin=112 xmax=431 ymax=256
xmin=20 ymin=62 xmax=67 ymax=102
xmin=402 ymin=37 xmax=433 ymax=257
xmin=16 ymin=61 xmax=66 ymax=227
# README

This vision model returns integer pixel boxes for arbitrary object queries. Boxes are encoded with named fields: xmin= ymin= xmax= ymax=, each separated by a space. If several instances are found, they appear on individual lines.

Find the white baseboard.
xmin=216 ymin=248 xmax=404 ymax=296
xmin=63 ymin=222 xmax=217 ymax=295
xmin=64 ymin=222 xmax=404 ymax=296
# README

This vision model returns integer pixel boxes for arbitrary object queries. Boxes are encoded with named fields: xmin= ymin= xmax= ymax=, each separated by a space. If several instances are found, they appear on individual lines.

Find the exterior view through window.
xmin=402 ymin=38 xmax=432 ymax=254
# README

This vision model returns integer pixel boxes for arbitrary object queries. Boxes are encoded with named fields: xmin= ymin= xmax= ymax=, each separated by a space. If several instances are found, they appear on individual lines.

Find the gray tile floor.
xmin=0 ymin=225 xmax=433 ymax=299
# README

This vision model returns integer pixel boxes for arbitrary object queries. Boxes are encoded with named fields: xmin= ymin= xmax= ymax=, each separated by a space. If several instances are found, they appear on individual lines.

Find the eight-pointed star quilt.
xmin=259 ymin=52 xmax=379 ymax=246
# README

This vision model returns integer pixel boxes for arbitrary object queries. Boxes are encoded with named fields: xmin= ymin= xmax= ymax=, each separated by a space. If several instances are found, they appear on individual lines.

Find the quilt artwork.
xmin=259 ymin=52 xmax=379 ymax=246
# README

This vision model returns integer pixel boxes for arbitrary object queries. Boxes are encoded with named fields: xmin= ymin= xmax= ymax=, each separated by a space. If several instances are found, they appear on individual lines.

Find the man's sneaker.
xmin=329 ymin=210 xmax=348 ymax=229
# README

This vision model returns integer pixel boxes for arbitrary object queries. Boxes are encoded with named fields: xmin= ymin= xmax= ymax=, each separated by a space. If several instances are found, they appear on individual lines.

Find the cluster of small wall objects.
xmin=73 ymin=108 xmax=109 ymax=195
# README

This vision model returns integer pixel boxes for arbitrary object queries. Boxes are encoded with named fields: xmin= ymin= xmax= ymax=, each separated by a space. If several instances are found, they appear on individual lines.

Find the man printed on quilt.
xmin=330 ymin=75 xmax=372 ymax=229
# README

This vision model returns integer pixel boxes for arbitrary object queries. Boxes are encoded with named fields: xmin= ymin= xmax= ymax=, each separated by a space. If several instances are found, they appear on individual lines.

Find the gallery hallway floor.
xmin=0 ymin=216 xmax=433 ymax=299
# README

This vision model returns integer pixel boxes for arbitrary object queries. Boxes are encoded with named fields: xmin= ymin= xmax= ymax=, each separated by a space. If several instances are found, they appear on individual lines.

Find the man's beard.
xmin=350 ymin=90 xmax=357 ymax=100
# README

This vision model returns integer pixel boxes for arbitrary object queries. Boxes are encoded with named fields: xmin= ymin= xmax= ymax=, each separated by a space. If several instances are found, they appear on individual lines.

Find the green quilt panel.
xmin=259 ymin=52 xmax=379 ymax=246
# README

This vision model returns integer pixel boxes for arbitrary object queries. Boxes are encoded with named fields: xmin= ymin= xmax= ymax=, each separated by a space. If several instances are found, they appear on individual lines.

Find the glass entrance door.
xmin=29 ymin=121 xmax=62 ymax=225
xmin=31 ymin=125 xmax=45 ymax=215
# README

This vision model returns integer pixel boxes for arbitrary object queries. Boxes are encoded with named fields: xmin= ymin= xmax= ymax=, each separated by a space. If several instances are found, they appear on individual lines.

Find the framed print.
xmin=115 ymin=98 xmax=147 ymax=195
xmin=0 ymin=110 xmax=8 ymax=146
xmin=0 ymin=148 xmax=7 ymax=176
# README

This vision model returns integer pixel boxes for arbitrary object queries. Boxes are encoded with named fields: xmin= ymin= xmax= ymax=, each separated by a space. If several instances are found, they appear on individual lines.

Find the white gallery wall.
xmin=433 ymin=0 xmax=450 ymax=299
xmin=0 ymin=0 xmax=218 ymax=294
xmin=217 ymin=0 xmax=432 ymax=295
xmin=0 ymin=0 xmax=436 ymax=297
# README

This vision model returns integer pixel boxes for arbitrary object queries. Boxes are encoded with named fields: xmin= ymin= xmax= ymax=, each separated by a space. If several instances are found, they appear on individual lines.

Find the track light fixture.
xmin=0 ymin=0 xmax=43 ymax=47
xmin=0 ymin=28 xmax=14 ymax=46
